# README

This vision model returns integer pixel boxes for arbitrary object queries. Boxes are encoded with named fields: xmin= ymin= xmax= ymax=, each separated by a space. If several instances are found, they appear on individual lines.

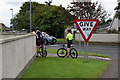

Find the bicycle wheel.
xmin=70 ymin=48 xmax=78 ymax=59
xmin=42 ymin=50 xmax=47 ymax=57
xmin=57 ymin=48 xmax=67 ymax=58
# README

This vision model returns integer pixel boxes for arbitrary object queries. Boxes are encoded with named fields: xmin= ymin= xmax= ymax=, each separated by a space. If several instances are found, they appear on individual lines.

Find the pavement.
xmin=46 ymin=53 xmax=118 ymax=79
xmin=99 ymin=59 xmax=118 ymax=78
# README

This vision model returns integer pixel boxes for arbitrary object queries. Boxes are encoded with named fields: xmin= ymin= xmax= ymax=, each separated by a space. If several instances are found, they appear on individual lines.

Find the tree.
xmin=45 ymin=0 xmax=52 ymax=6
xmin=114 ymin=2 xmax=120 ymax=19
xmin=67 ymin=0 xmax=110 ymax=24
xmin=12 ymin=1 xmax=39 ymax=32
xmin=12 ymin=1 xmax=73 ymax=37
xmin=33 ymin=5 xmax=73 ymax=38
xmin=105 ymin=18 xmax=112 ymax=24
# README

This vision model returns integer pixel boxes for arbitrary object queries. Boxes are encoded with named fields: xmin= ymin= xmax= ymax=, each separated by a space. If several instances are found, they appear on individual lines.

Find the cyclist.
xmin=66 ymin=29 xmax=73 ymax=58
xmin=35 ymin=27 xmax=42 ymax=57
xmin=36 ymin=27 xmax=46 ymax=57
xmin=41 ymin=32 xmax=46 ymax=56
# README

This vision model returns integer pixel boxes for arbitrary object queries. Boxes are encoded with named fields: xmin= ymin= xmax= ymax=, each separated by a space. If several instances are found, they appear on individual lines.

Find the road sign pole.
xmin=84 ymin=41 xmax=86 ymax=63
xmin=79 ymin=32 xmax=81 ymax=54
xmin=30 ymin=0 xmax=31 ymax=32
xmin=87 ymin=42 xmax=88 ymax=63
xmin=78 ymin=16 xmax=81 ymax=54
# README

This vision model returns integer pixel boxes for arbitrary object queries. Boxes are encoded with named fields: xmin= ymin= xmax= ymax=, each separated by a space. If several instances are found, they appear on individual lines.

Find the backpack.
xmin=36 ymin=30 xmax=42 ymax=43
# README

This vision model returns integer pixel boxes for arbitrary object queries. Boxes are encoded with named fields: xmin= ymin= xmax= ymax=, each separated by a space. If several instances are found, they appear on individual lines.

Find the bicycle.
xmin=39 ymin=44 xmax=47 ymax=57
xmin=57 ymin=43 xmax=78 ymax=59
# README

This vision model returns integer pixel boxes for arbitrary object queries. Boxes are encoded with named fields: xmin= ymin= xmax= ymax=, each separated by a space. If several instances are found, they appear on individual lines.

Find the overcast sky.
xmin=0 ymin=0 xmax=118 ymax=27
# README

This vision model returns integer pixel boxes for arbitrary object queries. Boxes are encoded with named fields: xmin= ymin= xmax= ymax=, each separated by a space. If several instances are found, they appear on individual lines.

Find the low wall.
xmin=0 ymin=33 xmax=26 ymax=39
xmin=0 ymin=34 xmax=36 ymax=79
xmin=0 ymin=41 xmax=2 ymax=80
xmin=75 ymin=34 xmax=120 ymax=43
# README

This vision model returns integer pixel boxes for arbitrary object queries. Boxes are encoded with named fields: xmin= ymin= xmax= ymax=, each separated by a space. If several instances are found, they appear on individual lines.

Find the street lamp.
xmin=30 ymin=0 xmax=31 ymax=32
xmin=10 ymin=8 xmax=13 ymax=31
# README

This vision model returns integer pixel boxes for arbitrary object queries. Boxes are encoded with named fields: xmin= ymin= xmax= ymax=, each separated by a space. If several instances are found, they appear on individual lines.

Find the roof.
xmin=96 ymin=23 xmax=111 ymax=29
xmin=0 ymin=23 xmax=6 ymax=27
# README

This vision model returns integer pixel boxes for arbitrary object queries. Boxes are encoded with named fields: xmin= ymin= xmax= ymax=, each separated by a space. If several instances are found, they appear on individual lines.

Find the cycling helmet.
xmin=67 ymin=29 xmax=71 ymax=33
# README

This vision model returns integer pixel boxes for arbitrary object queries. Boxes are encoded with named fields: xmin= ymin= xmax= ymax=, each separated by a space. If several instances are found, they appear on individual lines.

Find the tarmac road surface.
xmin=47 ymin=44 xmax=119 ymax=59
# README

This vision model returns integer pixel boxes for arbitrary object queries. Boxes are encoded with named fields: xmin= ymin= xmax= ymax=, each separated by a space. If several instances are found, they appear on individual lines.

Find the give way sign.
xmin=74 ymin=19 xmax=99 ymax=43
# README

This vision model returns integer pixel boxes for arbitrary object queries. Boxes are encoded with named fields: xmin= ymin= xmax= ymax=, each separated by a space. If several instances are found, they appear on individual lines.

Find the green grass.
xmin=57 ymin=38 xmax=67 ymax=42
xmin=47 ymin=49 xmax=111 ymax=58
xmin=21 ymin=57 xmax=110 ymax=78
xmin=57 ymin=38 xmax=78 ymax=43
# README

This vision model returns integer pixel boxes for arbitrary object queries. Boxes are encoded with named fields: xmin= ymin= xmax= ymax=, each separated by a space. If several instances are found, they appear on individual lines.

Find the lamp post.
xmin=10 ymin=8 xmax=13 ymax=31
xmin=30 ymin=0 xmax=31 ymax=32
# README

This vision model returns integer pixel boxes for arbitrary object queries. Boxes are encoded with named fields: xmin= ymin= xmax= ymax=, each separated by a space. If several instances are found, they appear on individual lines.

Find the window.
xmin=118 ymin=27 xmax=120 ymax=31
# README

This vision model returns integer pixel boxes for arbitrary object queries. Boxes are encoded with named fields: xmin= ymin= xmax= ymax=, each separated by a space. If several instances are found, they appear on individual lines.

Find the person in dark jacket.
xmin=35 ymin=27 xmax=42 ymax=57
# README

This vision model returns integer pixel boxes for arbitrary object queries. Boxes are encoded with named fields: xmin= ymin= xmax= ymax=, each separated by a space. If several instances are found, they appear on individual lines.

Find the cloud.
xmin=0 ymin=0 xmax=118 ymax=27
xmin=6 ymin=1 xmax=22 ymax=6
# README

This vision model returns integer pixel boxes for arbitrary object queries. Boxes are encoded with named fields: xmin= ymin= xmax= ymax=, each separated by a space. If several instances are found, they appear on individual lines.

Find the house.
xmin=108 ymin=17 xmax=120 ymax=31
xmin=107 ymin=0 xmax=120 ymax=32
xmin=0 ymin=23 xmax=9 ymax=32
xmin=96 ymin=23 xmax=111 ymax=30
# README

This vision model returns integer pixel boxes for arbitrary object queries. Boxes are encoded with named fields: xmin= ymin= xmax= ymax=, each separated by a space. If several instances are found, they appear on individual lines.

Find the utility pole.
xmin=10 ymin=8 xmax=13 ymax=31
xmin=30 ymin=0 xmax=32 ymax=32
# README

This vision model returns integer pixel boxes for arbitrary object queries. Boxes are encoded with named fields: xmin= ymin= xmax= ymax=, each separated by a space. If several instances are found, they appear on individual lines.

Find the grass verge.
xmin=56 ymin=38 xmax=120 ymax=45
xmin=47 ymin=49 xmax=111 ymax=58
xmin=21 ymin=57 xmax=110 ymax=78
xmin=57 ymin=38 xmax=78 ymax=43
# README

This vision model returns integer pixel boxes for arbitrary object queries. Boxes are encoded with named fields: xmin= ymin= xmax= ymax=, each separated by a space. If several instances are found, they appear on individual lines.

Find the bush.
xmin=107 ymin=29 xmax=118 ymax=33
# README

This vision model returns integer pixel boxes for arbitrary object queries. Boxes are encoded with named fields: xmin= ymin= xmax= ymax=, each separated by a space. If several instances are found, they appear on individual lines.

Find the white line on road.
xmin=48 ymin=45 xmax=58 ymax=47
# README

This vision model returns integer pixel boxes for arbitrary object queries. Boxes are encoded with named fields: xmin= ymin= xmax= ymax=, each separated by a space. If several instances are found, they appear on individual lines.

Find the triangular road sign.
xmin=74 ymin=19 xmax=99 ymax=43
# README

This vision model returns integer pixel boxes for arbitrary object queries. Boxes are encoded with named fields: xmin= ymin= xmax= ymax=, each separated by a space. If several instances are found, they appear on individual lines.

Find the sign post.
xmin=78 ymin=17 xmax=81 ymax=55
xmin=74 ymin=19 xmax=99 ymax=63
xmin=79 ymin=32 xmax=81 ymax=54
xmin=86 ymin=42 xmax=88 ymax=63
xmin=84 ymin=41 xmax=86 ymax=62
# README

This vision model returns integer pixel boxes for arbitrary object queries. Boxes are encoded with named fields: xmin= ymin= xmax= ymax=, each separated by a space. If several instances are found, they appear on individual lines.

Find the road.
xmin=46 ymin=44 xmax=119 ymax=59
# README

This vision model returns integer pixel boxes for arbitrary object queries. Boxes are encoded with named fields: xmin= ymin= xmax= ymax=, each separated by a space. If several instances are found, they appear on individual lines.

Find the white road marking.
xmin=48 ymin=45 xmax=58 ymax=47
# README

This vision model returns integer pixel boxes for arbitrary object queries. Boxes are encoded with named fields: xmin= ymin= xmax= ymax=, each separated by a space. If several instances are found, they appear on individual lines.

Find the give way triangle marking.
xmin=74 ymin=19 xmax=99 ymax=43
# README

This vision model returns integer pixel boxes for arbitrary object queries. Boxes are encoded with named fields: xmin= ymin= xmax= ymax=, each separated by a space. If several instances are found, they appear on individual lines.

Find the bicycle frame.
xmin=57 ymin=43 xmax=78 ymax=58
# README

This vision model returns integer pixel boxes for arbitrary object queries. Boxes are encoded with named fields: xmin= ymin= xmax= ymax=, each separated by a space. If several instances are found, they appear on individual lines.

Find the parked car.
xmin=43 ymin=34 xmax=56 ymax=45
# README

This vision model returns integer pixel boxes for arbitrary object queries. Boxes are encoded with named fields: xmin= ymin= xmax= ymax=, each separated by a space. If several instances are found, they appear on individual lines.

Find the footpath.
xmin=47 ymin=53 xmax=118 ymax=79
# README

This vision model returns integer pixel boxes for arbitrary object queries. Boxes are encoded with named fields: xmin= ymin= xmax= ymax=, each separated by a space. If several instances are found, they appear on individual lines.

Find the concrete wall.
xmin=0 ymin=34 xmax=36 ymax=79
xmin=0 ymin=33 xmax=26 ymax=39
xmin=75 ymin=33 xmax=119 ymax=43
xmin=0 ymin=40 xmax=2 ymax=80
